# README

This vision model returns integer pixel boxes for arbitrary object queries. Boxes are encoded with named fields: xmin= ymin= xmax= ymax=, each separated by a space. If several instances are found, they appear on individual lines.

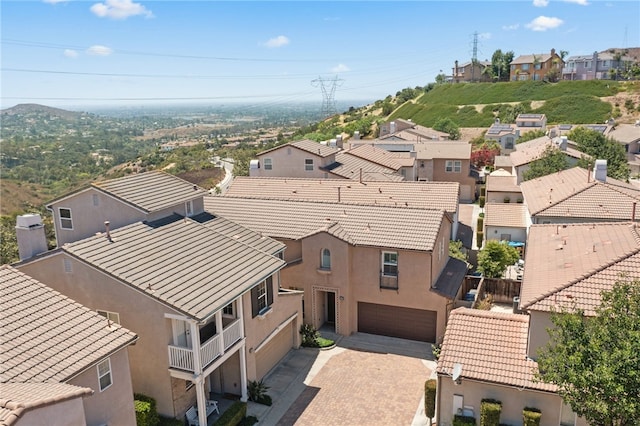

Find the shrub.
xmin=523 ymin=407 xmax=542 ymax=426
xmin=134 ymin=394 xmax=159 ymax=426
xmin=480 ymin=186 xmax=486 ymax=196
xmin=300 ymin=324 xmax=320 ymax=347
xmin=503 ymin=197 xmax=510 ymax=203
xmin=476 ymin=231 xmax=484 ymax=248
xmin=476 ymin=294 xmax=493 ymax=310
xmin=247 ymin=379 xmax=270 ymax=404
xmin=453 ymin=414 xmax=477 ymax=426
xmin=477 ymin=217 xmax=484 ymax=229
xmin=479 ymin=196 xmax=485 ymax=208
xmin=480 ymin=399 xmax=502 ymax=425
xmin=431 ymin=343 xmax=442 ymax=360
xmin=424 ymin=379 xmax=437 ymax=421
xmin=212 ymin=401 xmax=247 ymax=426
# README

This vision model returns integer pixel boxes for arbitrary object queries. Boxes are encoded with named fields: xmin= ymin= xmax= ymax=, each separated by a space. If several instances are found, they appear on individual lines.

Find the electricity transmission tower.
xmin=311 ymin=76 xmax=344 ymax=118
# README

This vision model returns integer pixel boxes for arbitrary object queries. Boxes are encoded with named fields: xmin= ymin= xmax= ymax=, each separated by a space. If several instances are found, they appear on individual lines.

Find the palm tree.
xmin=532 ymin=54 xmax=541 ymax=81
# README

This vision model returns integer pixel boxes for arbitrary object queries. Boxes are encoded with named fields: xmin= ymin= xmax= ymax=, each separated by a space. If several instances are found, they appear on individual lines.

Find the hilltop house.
xmin=562 ymin=50 xmax=635 ymax=80
xmin=1 ymin=265 xmax=138 ymax=426
xmin=510 ymin=49 xmax=564 ymax=81
xmin=378 ymin=119 xmax=450 ymax=141
xmin=206 ymin=191 xmax=467 ymax=344
xmin=16 ymin=171 xmax=304 ymax=425
xmin=450 ymin=60 xmax=492 ymax=83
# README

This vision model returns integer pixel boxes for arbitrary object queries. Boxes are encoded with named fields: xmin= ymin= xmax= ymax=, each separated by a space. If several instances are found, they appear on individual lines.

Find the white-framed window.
xmin=305 ymin=158 xmax=314 ymax=171
xmin=97 ymin=358 xmax=112 ymax=392
xmin=382 ymin=251 xmax=398 ymax=277
xmin=263 ymin=158 xmax=273 ymax=170
xmin=560 ymin=402 xmax=576 ymax=426
xmin=321 ymin=248 xmax=331 ymax=269
xmin=59 ymin=208 xmax=73 ymax=229
xmin=445 ymin=160 xmax=461 ymax=173
xmin=522 ymin=64 xmax=530 ymax=70
xmin=97 ymin=310 xmax=120 ymax=324
xmin=252 ymin=276 xmax=273 ymax=317
xmin=222 ymin=302 xmax=235 ymax=317
xmin=185 ymin=200 xmax=193 ymax=217
xmin=534 ymin=63 xmax=542 ymax=70
xmin=257 ymin=281 xmax=268 ymax=311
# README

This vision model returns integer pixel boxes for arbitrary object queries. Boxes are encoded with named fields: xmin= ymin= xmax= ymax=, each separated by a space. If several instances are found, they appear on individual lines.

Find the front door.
xmin=326 ymin=292 xmax=336 ymax=326
xmin=172 ymin=319 xmax=192 ymax=348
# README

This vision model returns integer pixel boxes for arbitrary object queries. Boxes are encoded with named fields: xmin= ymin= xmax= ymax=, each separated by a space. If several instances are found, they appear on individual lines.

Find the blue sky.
xmin=1 ymin=0 xmax=639 ymax=109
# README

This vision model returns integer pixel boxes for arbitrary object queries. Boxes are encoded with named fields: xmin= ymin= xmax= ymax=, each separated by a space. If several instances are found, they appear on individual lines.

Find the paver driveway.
xmin=277 ymin=348 xmax=432 ymax=425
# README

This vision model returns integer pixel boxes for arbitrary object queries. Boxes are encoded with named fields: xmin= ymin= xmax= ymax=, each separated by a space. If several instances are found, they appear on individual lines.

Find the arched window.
xmin=321 ymin=248 xmax=331 ymax=269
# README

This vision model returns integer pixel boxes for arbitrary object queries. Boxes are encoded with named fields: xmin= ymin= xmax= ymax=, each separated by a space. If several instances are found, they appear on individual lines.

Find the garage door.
xmin=255 ymin=322 xmax=293 ymax=380
xmin=357 ymin=302 xmax=437 ymax=342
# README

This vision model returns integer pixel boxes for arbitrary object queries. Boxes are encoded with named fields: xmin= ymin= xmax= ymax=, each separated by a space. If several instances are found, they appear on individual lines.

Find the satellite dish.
xmin=452 ymin=363 xmax=463 ymax=382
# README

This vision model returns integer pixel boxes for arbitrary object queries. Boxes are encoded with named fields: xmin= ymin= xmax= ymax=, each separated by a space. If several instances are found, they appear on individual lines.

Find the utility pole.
xmin=311 ymin=76 xmax=344 ymax=118
xmin=471 ymin=31 xmax=479 ymax=82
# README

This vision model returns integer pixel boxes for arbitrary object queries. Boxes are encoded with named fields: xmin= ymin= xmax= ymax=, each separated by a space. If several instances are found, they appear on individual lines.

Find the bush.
xmin=247 ymin=379 xmax=270 ymax=404
xmin=503 ymin=197 xmax=510 ymax=203
xmin=213 ymin=401 xmax=247 ymax=426
xmin=523 ymin=407 xmax=542 ymax=426
xmin=477 ymin=217 xmax=484 ymax=229
xmin=477 ymin=231 xmax=484 ymax=248
xmin=479 ymin=196 xmax=485 ymax=208
xmin=300 ymin=324 xmax=320 ymax=347
xmin=424 ymin=379 xmax=437 ymax=420
xmin=480 ymin=399 xmax=502 ymax=425
xmin=480 ymin=186 xmax=486 ymax=197
xmin=453 ymin=414 xmax=477 ymax=426
xmin=134 ymin=394 xmax=159 ymax=426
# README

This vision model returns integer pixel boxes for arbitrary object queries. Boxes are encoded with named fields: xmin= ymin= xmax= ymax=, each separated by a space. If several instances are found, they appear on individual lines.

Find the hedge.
xmin=480 ymin=399 xmax=502 ymax=426
xmin=523 ymin=407 xmax=542 ymax=426
xmin=480 ymin=186 xmax=486 ymax=197
xmin=424 ymin=379 xmax=436 ymax=420
xmin=479 ymin=195 xmax=485 ymax=208
xmin=453 ymin=414 xmax=476 ymax=426
xmin=213 ymin=401 xmax=247 ymax=426
xmin=477 ymin=231 xmax=484 ymax=248
xmin=477 ymin=217 xmax=484 ymax=229
xmin=134 ymin=394 xmax=159 ymax=426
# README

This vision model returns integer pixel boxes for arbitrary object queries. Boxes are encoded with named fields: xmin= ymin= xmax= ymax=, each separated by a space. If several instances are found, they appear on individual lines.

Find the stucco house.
xmin=483 ymin=203 xmax=528 ymax=246
xmin=485 ymin=171 xmax=522 ymax=204
xmin=509 ymin=136 xmax=582 ymax=184
xmin=378 ymin=119 xmax=450 ymax=141
xmin=605 ymin=123 xmax=640 ymax=175
xmin=16 ymin=171 xmax=304 ymax=425
xmin=205 ymin=193 xmax=467 ymax=344
xmin=510 ymin=49 xmax=564 ymax=81
xmin=1 ymin=265 xmax=138 ymax=426
xmin=561 ymin=50 xmax=635 ymax=81
xmin=451 ymin=60 xmax=492 ymax=83
xmin=485 ymin=121 xmax=519 ymax=153
xmin=519 ymin=166 xmax=640 ymax=225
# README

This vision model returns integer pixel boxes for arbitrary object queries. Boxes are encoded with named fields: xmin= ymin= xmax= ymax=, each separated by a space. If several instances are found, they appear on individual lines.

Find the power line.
xmin=311 ymin=76 xmax=344 ymax=118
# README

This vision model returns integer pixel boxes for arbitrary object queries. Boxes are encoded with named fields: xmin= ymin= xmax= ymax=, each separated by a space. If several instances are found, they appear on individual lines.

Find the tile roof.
xmin=328 ymin=152 xmax=404 ymax=181
xmin=344 ymin=145 xmax=403 ymax=170
xmin=485 ymin=203 xmax=528 ymax=228
xmin=485 ymin=174 xmax=520 ymax=193
xmin=224 ymin=177 xmax=460 ymax=214
xmin=0 ymin=382 xmax=92 ymax=426
xmin=436 ymin=308 xmax=555 ymax=392
xmin=520 ymin=223 xmax=640 ymax=312
xmin=258 ymin=139 xmax=338 ymax=158
xmin=91 ymin=171 xmax=208 ymax=213
xmin=0 ymin=265 xmax=137 ymax=383
xmin=511 ymin=54 xmax=555 ymax=64
xmin=431 ymin=258 xmax=468 ymax=299
xmin=520 ymin=167 xmax=640 ymax=219
xmin=381 ymin=127 xmax=450 ymax=141
xmin=205 ymin=197 xmax=446 ymax=252
xmin=494 ymin=156 xmax=513 ymax=169
xmin=606 ymin=123 xmax=640 ymax=144
xmin=62 ymin=215 xmax=285 ymax=321
xmin=414 ymin=142 xmax=471 ymax=160
xmin=510 ymin=137 xmax=583 ymax=167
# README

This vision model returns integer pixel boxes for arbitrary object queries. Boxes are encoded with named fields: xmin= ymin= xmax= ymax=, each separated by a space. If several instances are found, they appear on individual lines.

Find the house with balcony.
xmin=509 ymin=49 xmax=564 ymax=81
xmin=1 ymin=265 xmax=138 ymax=426
xmin=205 ymin=193 xmax=467 ymax=344
xmin=15 ymin=171 xmax=304 ymax=425
xmin=562 ymin=50 xmax=635 ymax=80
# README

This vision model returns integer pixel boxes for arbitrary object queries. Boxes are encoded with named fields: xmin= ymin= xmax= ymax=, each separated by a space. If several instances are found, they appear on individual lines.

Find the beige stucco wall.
xmin=15 ymin=398 xmax=87 ymax=426
xmin=18 ymin=253 xmax=181 ymax=418
xmin=486 ymin=191 xmax=523 ymax=204
xmin=485 ymin=225 xmax=527 ymax=243
xmin=527 ymin=310 xmax=555 ymax=360
xmin=417 ymin=159 xmax=434 ymax=181
xmin=50 ymin=188 xmax=146 ymax=246
xmin=251 ymin=147 xmax=335 ymax=179
xmin=69 ymin=348 xmax=136 ymax=426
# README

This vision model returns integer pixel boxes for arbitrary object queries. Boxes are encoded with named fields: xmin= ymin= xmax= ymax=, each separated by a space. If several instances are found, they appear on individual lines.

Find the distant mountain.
xmin=0 ymin=103 xmax=90 ymax=120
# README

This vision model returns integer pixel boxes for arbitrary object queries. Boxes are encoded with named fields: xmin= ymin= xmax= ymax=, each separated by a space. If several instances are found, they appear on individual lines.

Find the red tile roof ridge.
xmin=449 ymin=306 xmax=528 ymax=322
xmin=523 ymin=244 xmax=640 ymax=311
xmin=534 ymin=180 xmax=597 ymax=216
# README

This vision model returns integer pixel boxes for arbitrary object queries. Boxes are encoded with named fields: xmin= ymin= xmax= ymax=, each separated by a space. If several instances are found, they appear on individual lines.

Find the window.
xmin=185 ymin=200 xmax=193 ymax=217
xmin=320 ymin=248 xmax=331 ymax=269
xmin=445 ymin=160 xmax=461 ymax=173
xmin=92 ymin=194 xmax=99 ymax=207
xmin=263 ymin=158 xmax=273 ymax=170
xmin=97 ymin=310 xmax=120 ymax=324
xmin=505 ymin=137 xmax=514 ymax=149
xmin=251 ymin=276 xmax=273 ymax=317
xmin=382 ymin=251 xmax=398 ymax=277
xmin=59 ymin=208 xmax=73 ymax=229
xmin=97 ymin=359 xmax=112 ymax=392
xmin=223 ymin=302 xmax=235 ymax=317
xmin=305 ymin=158 xmax=314 ymax=171
xmin=522 ymin=64 xmax=530 ymax=70
xmin=560 ymin=402 xmax=576 ymax=426
xmin=534 ymin=63 xmax=542 ymax=70
xmin=63 ymin=258 xmax=72 ymax=273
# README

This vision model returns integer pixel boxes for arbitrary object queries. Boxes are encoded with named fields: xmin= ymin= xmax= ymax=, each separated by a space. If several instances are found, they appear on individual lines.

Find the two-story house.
xmin=206 ymin=193 xmax=468 ymax=344
xmin=485 ymin=121 xmax=520 ymax=153
xmin=1 ymin=265 xmax=138 ymax=426
xmin=16 ymin=171 xmax=304 ymax=425
xmin=562 ymin=50 xmax=634 ymax=81
xmin=378 ymin=119 xmax=450 ymax=141
xmin=451 ymin=60 xmax=492 ymax=83
xmin=509 ymin=136 xmax=582 ymax=184
xmin=510 ymin=49 xmax=563 ymax=81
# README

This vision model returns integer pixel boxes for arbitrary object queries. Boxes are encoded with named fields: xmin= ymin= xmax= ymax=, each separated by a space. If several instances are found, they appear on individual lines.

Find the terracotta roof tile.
xmin=485 ymin=203 xmax=528 ymax=228
xmin=344 ymin=145 xmax=403 ymax=170
xmin=436 ymin=308 xmax=555 ymax=392
xmin=329 ymin=152 xmax=404 ymax=181
xmin=0 ymin=266 xmax=137 ymax=384
xmin=486 ymin=174 xmax=520 ymax=193
xmin=414 ymin=142 xmax=471 ymax=160
xmin=258 ymin=139 xmax=338 ymax=158
xmin=510 ymin=137 xmax=582 ymax=167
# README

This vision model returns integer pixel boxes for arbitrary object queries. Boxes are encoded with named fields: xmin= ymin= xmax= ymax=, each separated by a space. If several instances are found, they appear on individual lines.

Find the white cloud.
xmin=502 ymin=23 xmax=520 ymax=31
xmin=330 ymin=64 xmax=350 ymax=73
xmin=525 ymin=16 xmax=564 ymax=31
xmin=533 ymin=0 xmax=549 ymax=7
xmin=64 ymin=49 xmax=78 ymax=58
xmin=86 ymin=45 xmax=113 ymax=56
xmin=263 ymin=35 xmax=290 ymax=48
xmin=90 ymin=0 xmax=153 ymax=20
xmin=478 ymin=32 xmax=491 ymax=40
xmin=43 ymin=0 xmax=69 ymax=4
xmin=563 ymin=0 xmax=589 ymax=5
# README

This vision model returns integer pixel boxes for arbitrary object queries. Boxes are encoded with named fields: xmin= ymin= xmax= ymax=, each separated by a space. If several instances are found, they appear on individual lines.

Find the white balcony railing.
xmin=168 ymin=344 xmax=194 ymax=371
xmin=223 ymin=319 xmax=242 ymax=350
xmin=200 ymin=334 xmax=223 ymax=368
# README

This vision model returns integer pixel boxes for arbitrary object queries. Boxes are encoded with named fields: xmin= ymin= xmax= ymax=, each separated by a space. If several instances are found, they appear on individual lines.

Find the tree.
xmin=449 ymin=240 xmax=468 ymax=264
xmin=568 ymin=127 xmax=630 ymax=181
xmin=523 ymin=146 xmax=569 ymax=181
xmin=435 ymin=73 xmax=447 ymax=85
xmin=532 ymin=54 xmax=541 ymax=81
xmin=490 ymin=49 xmax=514 ymax=82
xmin=425 ymin=379 xmax=436 ymax=424
xmin=537 ymin=279 xmax=640 ymax=426
xmin=477 ymin=240 xmax=519 ymax=278
xmin=433 ymin=117 xmax=461 ymax=140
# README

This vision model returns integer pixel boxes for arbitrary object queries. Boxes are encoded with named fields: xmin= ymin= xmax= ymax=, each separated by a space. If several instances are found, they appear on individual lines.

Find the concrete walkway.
xmin=248 ymin=332 xmax=437 ymax=425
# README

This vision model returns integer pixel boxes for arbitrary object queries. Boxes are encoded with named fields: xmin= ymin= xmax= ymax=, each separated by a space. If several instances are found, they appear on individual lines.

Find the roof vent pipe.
xmin=104 ymin=221 xmax=112 ymax=242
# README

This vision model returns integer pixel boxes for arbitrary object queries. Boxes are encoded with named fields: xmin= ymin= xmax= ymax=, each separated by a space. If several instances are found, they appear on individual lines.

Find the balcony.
xmin=168 ymin=319 xmax=243 ymax=372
